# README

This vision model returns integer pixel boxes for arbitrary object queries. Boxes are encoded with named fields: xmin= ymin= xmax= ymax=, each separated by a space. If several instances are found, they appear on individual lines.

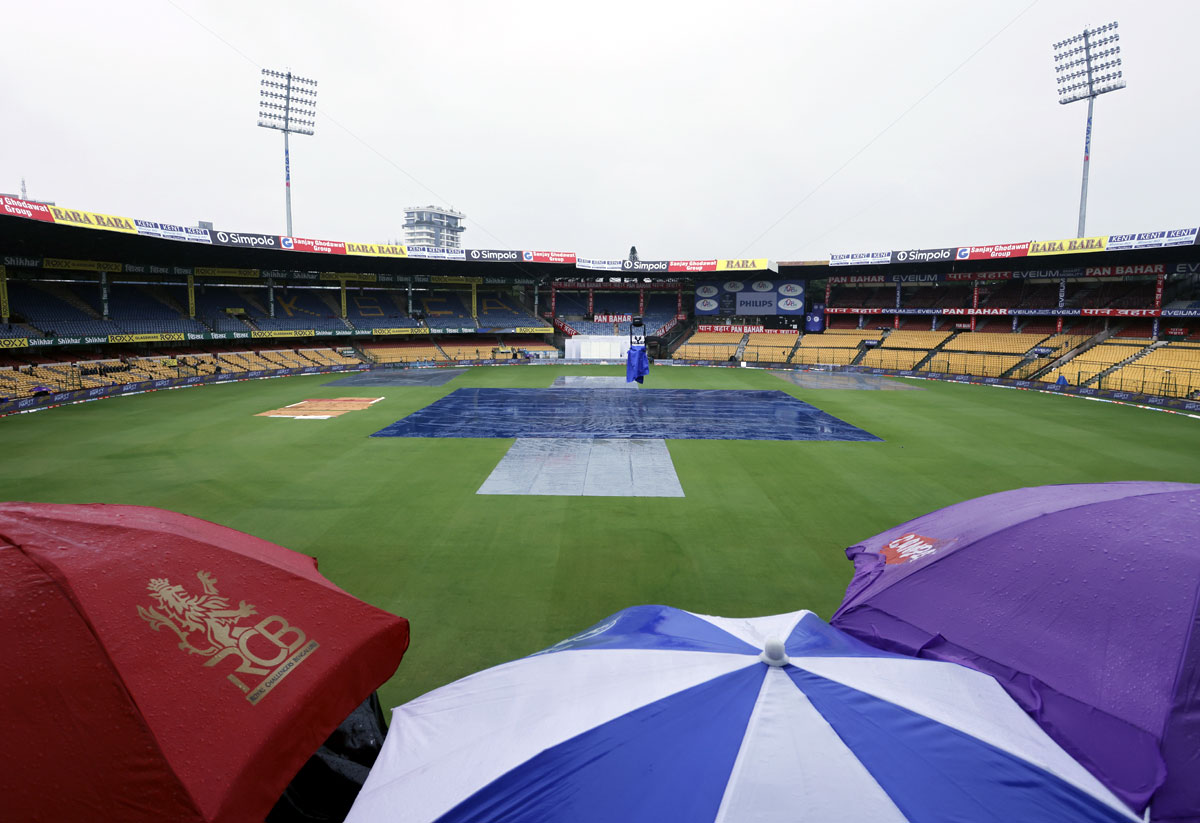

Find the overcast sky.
xmin=2 ymin=1 xmax=1196 ymax=262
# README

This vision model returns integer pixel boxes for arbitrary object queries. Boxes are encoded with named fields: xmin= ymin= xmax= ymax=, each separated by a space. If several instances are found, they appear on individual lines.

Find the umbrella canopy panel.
xmin=0 ymin=502 xmax=410 ymax=823
xmin=348 ymin=606 xmax=1138 ymax=823
xmin=832 ymin=481 xmax=1200 ymax=820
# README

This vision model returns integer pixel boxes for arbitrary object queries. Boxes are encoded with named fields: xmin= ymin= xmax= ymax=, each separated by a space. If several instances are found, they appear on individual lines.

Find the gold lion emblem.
xmin=137 ymin=571 xmax=258 ymax=657
xmin=138 ymin=570 xmax=318 ymax=703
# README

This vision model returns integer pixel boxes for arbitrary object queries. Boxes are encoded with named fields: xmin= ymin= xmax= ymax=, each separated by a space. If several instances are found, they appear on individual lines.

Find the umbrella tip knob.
xmin=760 ymin=637 xmax=789 ymax=667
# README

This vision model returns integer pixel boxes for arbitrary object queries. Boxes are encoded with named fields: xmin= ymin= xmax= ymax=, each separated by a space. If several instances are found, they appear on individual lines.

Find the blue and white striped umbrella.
xmin=348 ymin=606 xmax=1139 ymax=823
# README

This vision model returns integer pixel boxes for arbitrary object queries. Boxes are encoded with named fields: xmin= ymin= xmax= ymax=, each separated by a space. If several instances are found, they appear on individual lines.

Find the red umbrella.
xmin=0 ymin=502 xmax=409 ymax=823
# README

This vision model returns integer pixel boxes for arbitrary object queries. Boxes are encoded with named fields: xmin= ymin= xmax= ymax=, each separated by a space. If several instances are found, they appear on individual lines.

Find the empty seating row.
xmin=941 ymin=333 xmax=1049 ymax=354
xmin=880 ymin=330 xmax=952 ymax=349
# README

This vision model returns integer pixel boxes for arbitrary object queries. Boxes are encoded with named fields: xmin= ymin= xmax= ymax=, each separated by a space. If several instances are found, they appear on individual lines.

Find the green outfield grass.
xmin=2 ymin=364 xmax=1199 ymax=710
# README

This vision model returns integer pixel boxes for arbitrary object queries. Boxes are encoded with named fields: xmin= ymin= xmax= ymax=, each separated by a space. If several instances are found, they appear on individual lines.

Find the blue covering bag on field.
xmin=626 ymin=345 xmax=650 ymax=384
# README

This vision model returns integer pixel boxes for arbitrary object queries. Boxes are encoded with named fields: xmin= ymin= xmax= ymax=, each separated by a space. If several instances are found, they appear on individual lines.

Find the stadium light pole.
xmin=258 ymin=68 xmax=318 ymax=237
xmin=1052 ymin=22 xmax=1125 ymax=238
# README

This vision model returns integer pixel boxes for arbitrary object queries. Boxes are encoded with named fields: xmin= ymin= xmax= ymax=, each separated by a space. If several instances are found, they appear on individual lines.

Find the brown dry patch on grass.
xmin=256 ymin=397 xmax=383 ymax=419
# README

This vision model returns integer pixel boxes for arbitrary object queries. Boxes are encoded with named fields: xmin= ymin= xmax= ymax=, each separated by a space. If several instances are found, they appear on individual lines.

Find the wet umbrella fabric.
xmin=347 ymin=606 xmax=1137 ymax=823
xmin=0 ymin=502 xmax=410 ymax=823
xmin=831 ymin=481 xmax=1200 ymax=822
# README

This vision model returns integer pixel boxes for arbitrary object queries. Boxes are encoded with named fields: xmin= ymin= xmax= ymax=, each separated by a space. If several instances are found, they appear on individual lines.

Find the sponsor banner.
xmin=695 ymin=279 xmax=804 ymax=316
xmin=594 ymin=314 xmax=633 ymax=322
xmin=891 ymin=247 xmax=956 ymax=265
xmin=46 ymin=206 xmax=138 ymax=233
xmin=431 ymin=275 xmax=482 ymax=284
xmin=804 ymin=304 xmax=826 ymax=333
xmin=828 ymin=272 xmax=940 ymax=285
xmin=944 ymin=271 xmax=1014 ymax=282
xmin=669 ymin=259 xmax=718 ymax=273
xmin=188 ymin=331 xmax=250 ymax=340
xmin=942 ymin=307 xmax=1010 ymax=316
xmin=108 ymin=333 xmax=185 ymax=343
xmin=552 ymin=317 xmax=578 ymax=336
xmin=123 ymin=263 xmax=194 ymax=276
xmin=1080 ymin=308 xmax=1161 ymax=317
xmin=3 ymin=256 xmax=41 ymax=268
xmin=698 ymin=324 xmax=764 ymax=333
xmin=955 ymin=242 xmax=1029 ymax=261
xmin=521 ymin=250 xmax=576 ymax=264
xmin=251 ymin=330 xmax=316 ymax=338
xmin=281 ymin=236 xmax=347 ymax=255
xmin=621 ymin=260 xmax=670 ymax=273
xmin=34 ymin=335 xmax=108 ymax=346
xmin=575 ymin=257 xmax=625 ymax=271
xmin=1018 ymin=268 xmax=1082 ymax=279
xmin=697 ymin=324 xmax=798 ymax=333
xmin=1171 ymin=263 xmax=1200 ymax=276
xmin=406 ymin=246 xmax=466 ymax=260
xmin=194 ymin=267 xmax=260 ymax=278
xmin=467 ymin=249 xmax=521 ymax=263
xmin=210 ymin=230 xmax=281 ymax=249
xmin=319 ymin=272 xmax=377 ymax=282
xmin=1164 ymin=228 xmax=1200 ymax=247
xmin=1106 ymin=228 xmax=1198 ymax=251
xmin=513 ymin=326 xmax=553 ymax=334
xmin=1162 ymin=309 xmax=1200 ymax=318
xmin=829 ymin=274 xmax=887 ymax=285
xmin=1165 ymin=327 xmax=1189 ymax=336
xmin=735 ymin=292 xmax=779 ymax=315
xmin=0 ymin=337 xmax=29 ymax=348
xmin=345 ymin=242 xmax=407 ymax=257
xmin=829 ymin=251 xmax=891 ymax=267
xmin=718 ymin=259 xmax=770 ymax=271
xmin=1 ymin=196 xmax=55 ymax=222
xmin=830 ymin=307 xmax=1084 ymax=316
xmin=43 ymin=257 xmax=122 ymax=272
xmin=1083 ymin=264 xmax=1165 ymax=277
xmin=134 ymin=220 xmax=211 ymax=244
xmin=1028 ymin=236 xmax=1107 ymax=256
xmin=370 ymin=327 xmax=431 ymax=335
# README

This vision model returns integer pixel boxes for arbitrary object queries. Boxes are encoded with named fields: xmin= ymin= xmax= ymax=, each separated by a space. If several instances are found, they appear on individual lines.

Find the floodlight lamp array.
xmin=1052 ymin=21 xmax=1118 ymax=51
xmin=261 ymin=68 xmax=318 ymax=87
xmin=256 ymin=67 xmax=319 ymax=134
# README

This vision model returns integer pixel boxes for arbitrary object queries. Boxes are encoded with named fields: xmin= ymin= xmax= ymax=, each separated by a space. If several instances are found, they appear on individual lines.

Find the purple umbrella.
xmin=831 ymin=482 xmax=1200 ymax=822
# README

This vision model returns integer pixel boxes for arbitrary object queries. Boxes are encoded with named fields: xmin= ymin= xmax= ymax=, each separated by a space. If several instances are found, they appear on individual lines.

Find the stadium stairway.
xmin=33 ymin=281 xmax=102 ymax=319
xmin=1082 ymin=340 xmax=1165 ymax=388
xmin=236 ymin=289 xmax=270 ymax=317
xmin=142 ymin=285 xmax=190 ymax=320
xmin=734 ymin=334 xmax=750 ymax=360
xmin=910 ymin=329 xmax=960 ymax=371
xmin=785 ymin=334 xmax=804 ymax=363
xmin=848 ymin=330 xmax=890 ymax=366
xmin=1028 ymin=327 xmax=1117 ymax=381
xmin=315 ymin=290 xmax=342 ymax=317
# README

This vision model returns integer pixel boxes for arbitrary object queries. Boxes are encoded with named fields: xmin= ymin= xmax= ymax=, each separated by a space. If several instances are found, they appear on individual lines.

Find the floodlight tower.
xmin=1052 ymin=22 xmax=1125 ymax=238
xmin=258 ymin=68 xmax=318 ymax=237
